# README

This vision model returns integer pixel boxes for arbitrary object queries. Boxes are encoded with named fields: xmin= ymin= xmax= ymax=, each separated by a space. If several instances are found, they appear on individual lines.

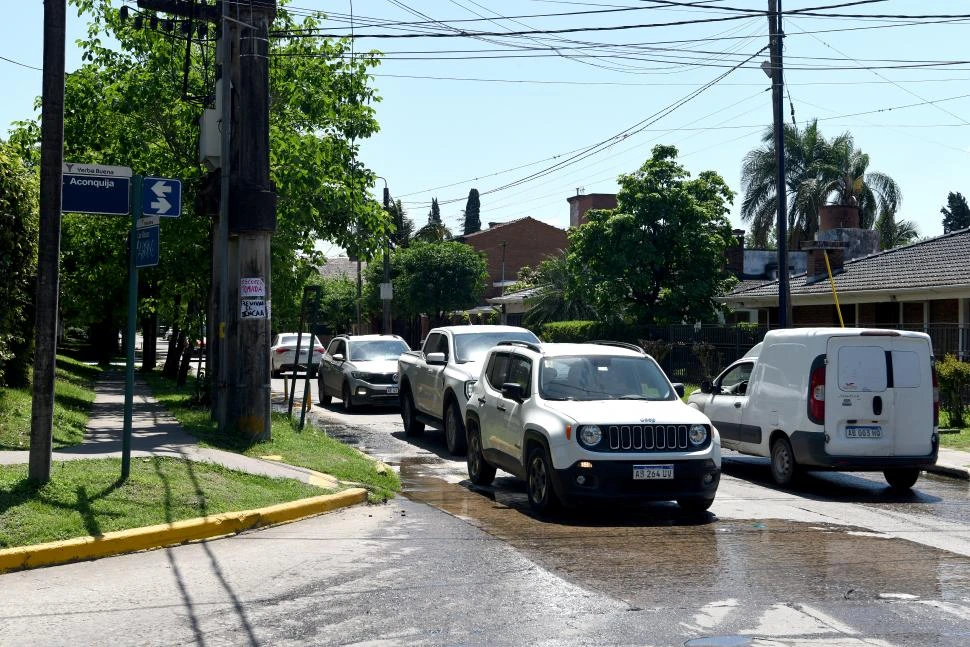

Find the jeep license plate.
xmin=633 ymin=464 xmax=673 ymax=480
xmin=386 ymin=386 xmax=399 ymax=395
xmin=846 ymin=425 xmax=881 ymax=439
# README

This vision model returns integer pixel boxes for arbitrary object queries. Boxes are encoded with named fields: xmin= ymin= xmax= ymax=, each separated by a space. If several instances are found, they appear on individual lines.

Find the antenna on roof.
xmin=576 ymin=187 xmax=585 ymax=196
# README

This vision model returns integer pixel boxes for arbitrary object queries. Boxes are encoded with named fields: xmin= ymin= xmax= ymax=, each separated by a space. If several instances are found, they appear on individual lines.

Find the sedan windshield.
xmin=350 ymin=340 xmax=410 ymax=361
xmin=454 ymin=331 xmax=539 ymax=363
xmin=539 ymin=355 xmax=677 ymax=401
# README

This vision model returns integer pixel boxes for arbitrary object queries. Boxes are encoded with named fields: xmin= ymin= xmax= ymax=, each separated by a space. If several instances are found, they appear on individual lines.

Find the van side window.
xmin=837 ymin=346 xmax=887 ymax=392
xmin=892 ymin=350 xmax=921 ymax=388
xmin=718 ymin=362 xmax=753 ymax=395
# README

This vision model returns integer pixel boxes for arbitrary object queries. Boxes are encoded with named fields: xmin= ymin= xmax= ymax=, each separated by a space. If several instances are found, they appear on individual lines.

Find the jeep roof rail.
xmin=495 ymin=340 xmax=542 ymax=352
xmin=588 ymin=340 xmax=646 ymax=354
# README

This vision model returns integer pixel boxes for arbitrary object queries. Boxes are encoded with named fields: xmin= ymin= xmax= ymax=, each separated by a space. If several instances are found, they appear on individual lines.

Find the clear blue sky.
xmin=4 ymin=1 xmax=970 ymax=241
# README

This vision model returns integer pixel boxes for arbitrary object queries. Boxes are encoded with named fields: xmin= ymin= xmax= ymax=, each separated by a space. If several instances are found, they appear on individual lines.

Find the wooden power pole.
xmin=29 ymin=0 xmax=67 ymax=484
xmin=768 ymin=0 xmax=791 ymax=328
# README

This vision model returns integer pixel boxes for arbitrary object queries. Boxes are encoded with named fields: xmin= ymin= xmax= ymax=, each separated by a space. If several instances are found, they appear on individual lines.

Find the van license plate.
xmin=846 ymin=425 xmax=882 ymax=439
xmin=634 ymin=464 xmax=673 ymax=480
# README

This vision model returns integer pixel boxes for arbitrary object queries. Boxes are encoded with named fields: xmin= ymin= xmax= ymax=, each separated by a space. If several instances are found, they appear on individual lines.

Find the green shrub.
xmin=541 ymin=320 xmax=599 ymax=342
xmin=936 ymin=354 xmax=970 ymax=428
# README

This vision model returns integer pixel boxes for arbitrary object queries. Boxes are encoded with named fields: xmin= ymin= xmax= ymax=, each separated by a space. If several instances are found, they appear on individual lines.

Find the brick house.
xmin=567 ymin=192 xmax=617 ymax=228
xmin=460 ymin=217 xmax=568 ymax=300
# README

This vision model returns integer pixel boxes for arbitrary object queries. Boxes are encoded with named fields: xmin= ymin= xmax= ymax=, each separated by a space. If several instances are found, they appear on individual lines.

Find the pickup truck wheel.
xmin=445 ymin=402 xmax=467 ymax=455
xmin=316 ymin=377 xmax=331 ymax=405
xmin=884 ymin=468 xmax=920 ymax=490
xmin=341 ymin=382 xmax=355 ymax=413
xmin=677 ymin=496 xmax=715 ymax=513
xmin=770 ymin=436 xmax=798 ymax=487
xmin=526 ymin=445 xmax=560 ymax=515
xmin=402 ymin=390 xmax=425 ymax=437
xmin=467 ymin=425 xmax=496 ymax=486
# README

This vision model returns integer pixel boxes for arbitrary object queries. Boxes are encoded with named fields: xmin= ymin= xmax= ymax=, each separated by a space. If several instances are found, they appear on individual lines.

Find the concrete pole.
xmin=29 ymin=0 xmax=66 ymax=484
xmin=769 ymin=0 xmax=791 ymax=328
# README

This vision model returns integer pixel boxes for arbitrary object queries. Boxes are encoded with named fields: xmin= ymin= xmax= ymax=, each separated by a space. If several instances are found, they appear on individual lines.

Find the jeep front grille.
xmin=607 ymin=425 xmax=689 ymax=451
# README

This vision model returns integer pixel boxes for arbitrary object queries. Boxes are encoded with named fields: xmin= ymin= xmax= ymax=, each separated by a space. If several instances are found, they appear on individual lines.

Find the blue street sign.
xmin=62 ymin=173 xmax=130 ymax=215
xmin=135 ymin=225 xmax=160 ymax=268
xmin=142 ymin=177 xmax=182 ymax=217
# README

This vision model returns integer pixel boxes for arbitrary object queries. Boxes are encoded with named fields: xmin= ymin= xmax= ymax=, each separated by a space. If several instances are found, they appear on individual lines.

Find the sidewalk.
xmin=0 ymin=371 xmax=365 ymax=573
xmin=930 ymin=446 xmax=970 ymax=480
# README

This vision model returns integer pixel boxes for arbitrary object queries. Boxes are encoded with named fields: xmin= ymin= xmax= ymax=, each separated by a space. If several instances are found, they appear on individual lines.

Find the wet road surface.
xmin=306 ymin=399 xmax=970 ymax=645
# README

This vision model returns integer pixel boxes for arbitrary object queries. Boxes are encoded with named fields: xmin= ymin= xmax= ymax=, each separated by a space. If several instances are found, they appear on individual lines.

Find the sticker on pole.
xmin=241 ymin=299 xmax=267 ymax=319
xmin=241 ymin=277 xmax=265 ymax=297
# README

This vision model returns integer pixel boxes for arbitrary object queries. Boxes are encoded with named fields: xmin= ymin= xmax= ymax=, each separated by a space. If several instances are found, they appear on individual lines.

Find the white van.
xmin=687 ymin=328 xmax=939 ymax=489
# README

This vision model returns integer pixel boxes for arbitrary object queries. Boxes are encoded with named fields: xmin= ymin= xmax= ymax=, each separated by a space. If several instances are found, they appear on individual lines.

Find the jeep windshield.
xmin=454 ymin=331 xmax=539 ymax=363
xmin=539 ymin=355 xmax=677 ymax=401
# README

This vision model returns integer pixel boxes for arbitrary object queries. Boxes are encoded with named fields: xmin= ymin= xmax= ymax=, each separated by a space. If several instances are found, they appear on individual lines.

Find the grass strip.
xmin=144 ymin=372 xmax=400 ymax=503
xmin=0 ymin=356 xmax=102 ymax=451
xmin=0 ymin=456 xmax=326 ymax=549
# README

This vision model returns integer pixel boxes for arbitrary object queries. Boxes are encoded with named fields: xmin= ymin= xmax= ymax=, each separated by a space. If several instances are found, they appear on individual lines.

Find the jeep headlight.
xmin=464 ymin=380 xmax=477 ymax=399
xmin=688 ymin=424 xmax=709 ymax=446
xmin=579 ymin=425 xmax=602 ymax=447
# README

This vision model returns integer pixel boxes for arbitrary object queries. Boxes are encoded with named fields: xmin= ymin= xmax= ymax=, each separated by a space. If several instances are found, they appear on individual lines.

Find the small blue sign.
xmin=135 ymin=225 xmax=160 ymax=268
xmin=142 ymin=177 xmax=182 ymax=217
xmin=62 ymin=174 xmax=130 ymax=215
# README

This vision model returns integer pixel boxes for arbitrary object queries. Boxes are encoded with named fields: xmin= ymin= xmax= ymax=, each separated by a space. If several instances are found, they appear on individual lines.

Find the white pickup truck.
xmin=397 ymin=325 xmax=540 ymax=455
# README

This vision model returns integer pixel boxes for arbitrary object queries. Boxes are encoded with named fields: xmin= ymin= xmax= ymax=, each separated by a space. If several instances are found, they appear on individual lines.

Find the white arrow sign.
xmin=142 ymin=177 xmax=182 ymax=217
xmin=150 ymin=181 xmax=172 ymax=213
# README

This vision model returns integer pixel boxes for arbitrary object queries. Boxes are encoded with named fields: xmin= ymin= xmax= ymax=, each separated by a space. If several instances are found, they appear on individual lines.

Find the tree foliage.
xmin=0 ymin=142 xmax=38 ymax=387
xmin=875 ymin=207 xmax=919 ymax=250
xmin=414 ymin=197 xmax=451 ymax=242
xmin=389 ymin=199 xmax=413 ymax=248
xmin=509 ymin=255 xmax=596 ymax=326
xmin=567 ymin=145 xmax=737 ymax=325
xmin=941 ymin=191 xmax=970 ymax=234
xmin=462 ymin=188 xmax=481 ymax=235
xmin=741 ymin=119 xmax=901 ymax=247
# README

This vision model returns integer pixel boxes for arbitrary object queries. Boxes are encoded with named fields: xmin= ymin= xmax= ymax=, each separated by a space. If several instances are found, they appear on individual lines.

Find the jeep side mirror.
xmin=672 ymin=382 xmax=685 ymax=398
xmin=700 ymin=380 xmax=713 ymax=394
xmin=501 ymin=382 xmax=524 ymax=402
xmin=426 ymin=352 xmax=447 ymax=366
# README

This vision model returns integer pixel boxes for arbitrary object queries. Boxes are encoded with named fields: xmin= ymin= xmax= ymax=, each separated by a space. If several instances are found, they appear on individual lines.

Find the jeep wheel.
xmin=444 ymin=401 xmax=467 ymax=455
xmin=316 ymin=377 xmax=331 ymax=406
xmin=467 ymin=424 xmax=496 ymax=486
xmin=526 ymin=445 xmax=560 ymax=515
xmin=341 ymin=382 xmax=355 ymax=413
xmin=401 ymin=389 xmax=425 ymax=437
xmin=770 ymin=436 xmax=798 ymax=487
xmin=677 ymin=496 xmax=715 ymax=513
xmin=884 ymin=468 xmax=920 ymax=491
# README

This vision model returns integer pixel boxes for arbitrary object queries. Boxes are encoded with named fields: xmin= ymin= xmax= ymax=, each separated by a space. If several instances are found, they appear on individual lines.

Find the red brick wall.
xmin=462 ymin=217 xmax=568 ymax=299
xmin=931 ymin=298 xmax=959 ymax=323
xmin=567 ymin=194 xmax=617 ymax=228
xmin=793 ymin=304 xmax=841 ymax=326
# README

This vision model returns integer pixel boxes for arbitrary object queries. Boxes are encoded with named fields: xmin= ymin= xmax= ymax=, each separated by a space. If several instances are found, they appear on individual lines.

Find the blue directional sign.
xmin=62 ymin=173 xmax=130 ymax=215
xmin=142 ymin=177 xmax=182 ymax=217
xmin=135 ymin=225 xmax=160 ymax=268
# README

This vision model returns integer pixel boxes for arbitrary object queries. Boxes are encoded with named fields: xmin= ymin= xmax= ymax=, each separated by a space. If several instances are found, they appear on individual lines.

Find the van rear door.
xmin=888 ymin=336 xmax=934 ymax=456
xmin=825 ymin=335 xmax=894 ymax=456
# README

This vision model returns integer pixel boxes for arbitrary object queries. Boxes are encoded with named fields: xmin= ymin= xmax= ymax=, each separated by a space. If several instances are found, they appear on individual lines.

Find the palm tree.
xmin=875 ymin=207 xmax=919 ymax=250
xmin=741 ymin=120 xmax=901 ymax=246
xmin=517 ymin=255 xmax=596 ymax=326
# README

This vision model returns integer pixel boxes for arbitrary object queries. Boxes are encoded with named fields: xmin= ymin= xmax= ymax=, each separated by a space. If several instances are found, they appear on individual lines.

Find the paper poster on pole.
xmin=241 ymin=298 xmax=267 ymax=319
xmin=241 ymin=277 xmax=265 ymax=297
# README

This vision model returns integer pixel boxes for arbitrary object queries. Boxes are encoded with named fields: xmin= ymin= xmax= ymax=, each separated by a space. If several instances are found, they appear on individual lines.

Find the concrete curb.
xmin=925 ymin=464 xmax=970 ymax=481
xmin=0 ymin=487 xmax=367 ymax=574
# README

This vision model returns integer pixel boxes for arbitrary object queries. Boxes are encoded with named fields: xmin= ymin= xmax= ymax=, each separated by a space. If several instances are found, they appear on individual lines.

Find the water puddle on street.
xmin=398 ymin=459 xmax=970 ymax=610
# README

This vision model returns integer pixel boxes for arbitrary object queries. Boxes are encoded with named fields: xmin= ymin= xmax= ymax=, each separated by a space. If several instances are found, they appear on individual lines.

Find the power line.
xmin=0 ymin=54 xmax=42 ymax=71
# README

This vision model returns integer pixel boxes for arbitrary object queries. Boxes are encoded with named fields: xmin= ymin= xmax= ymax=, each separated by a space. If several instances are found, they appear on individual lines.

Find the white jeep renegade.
xmin=464 ymin=340 xmax=721 ymax=514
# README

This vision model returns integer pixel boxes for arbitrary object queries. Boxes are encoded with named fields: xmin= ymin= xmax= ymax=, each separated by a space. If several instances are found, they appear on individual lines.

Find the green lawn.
xmin=939 ymin=410 xmax=970 ymax=450
xmin=0 ymin=356 xmax=102 ymax=451
xmin=145 ymin=372 xmax=400 ymax=502
xmin=0 ymin=457 xmax=324 ymax=549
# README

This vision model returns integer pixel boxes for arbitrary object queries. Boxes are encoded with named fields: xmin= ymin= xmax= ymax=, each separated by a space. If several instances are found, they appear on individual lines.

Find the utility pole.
xmin=382 ymin=184 xmax=392 ymax=335
xmin=768 ymin=0 xmax=791 ymax=328
xmin=29 ymin=0 xmax=66 ymax=484
xmin=227 ymin=0 xmax=277 ymax=441
xmin=213 ymin=0 xmax=233 ymax=427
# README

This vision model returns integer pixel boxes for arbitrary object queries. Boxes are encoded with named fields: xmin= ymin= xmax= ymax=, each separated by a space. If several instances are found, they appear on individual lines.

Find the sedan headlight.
xmin=464 ymin=380 xmax=477 ymax=399
xmin=688 ymin=424 xmax=709 ymax=446
xmin=578 ymin=425 xmax=602 ymax=447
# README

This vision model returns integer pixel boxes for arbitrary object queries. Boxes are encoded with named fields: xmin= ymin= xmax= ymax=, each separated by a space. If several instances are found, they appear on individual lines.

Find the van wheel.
xmin=401 ymin=389 xmax=425 ymax=437
xmin=444 ymin=401 xmax=467 ymax=456
xmin=677 ymin=496 xmax=715 ymax=513
xmin=770 ymin=436 xmax=798 ymax=487
xmin=467 ymin=424 xmax=496 ymax=486
xmin=884 ymin=468 xmax=920 ymax=490
xmin=526 ymin=445 xmax=561 ymax=515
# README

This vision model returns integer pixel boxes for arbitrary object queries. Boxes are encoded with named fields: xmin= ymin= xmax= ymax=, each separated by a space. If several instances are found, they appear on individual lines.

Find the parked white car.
xmin=270 ymin=332 xmax=325 ymax=378
xmin=464 ymin=340 xmax=721 ymax=514
xmin=317 ymin=334 xmax=410 ymax=411
xmin=687 ymin=327 xmax=939 ymax=489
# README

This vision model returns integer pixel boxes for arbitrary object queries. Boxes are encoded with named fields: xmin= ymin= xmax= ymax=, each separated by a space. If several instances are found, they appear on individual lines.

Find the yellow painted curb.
xmin=0 ymin=487 xmax=367 ymax=574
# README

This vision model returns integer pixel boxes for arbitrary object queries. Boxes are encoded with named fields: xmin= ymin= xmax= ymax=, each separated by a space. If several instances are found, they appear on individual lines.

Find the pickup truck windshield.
xmin=453 ymin=331 xmax=539 ymax=363
xmin=350 ymin=340 xmax=410 ymax=361
xmin=539 ymin=355 xmax=676 ymax=401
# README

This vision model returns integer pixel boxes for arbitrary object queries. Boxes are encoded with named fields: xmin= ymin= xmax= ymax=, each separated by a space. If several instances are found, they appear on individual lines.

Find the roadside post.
xmin=300 ymin=286 xmax=322 ymax=430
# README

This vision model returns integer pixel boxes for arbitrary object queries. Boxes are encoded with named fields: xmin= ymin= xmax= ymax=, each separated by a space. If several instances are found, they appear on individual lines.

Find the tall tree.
xmin=875 ymin=207 xmax=919 ymax=250
xmin=941 ymin=191 xmax=970 ymax=234
xmin=741 ymin=119 xmax=901 ymax=246
xmin=389 ymin=199 xmax=413 ymax=248
xmin=0 ymin=142 xmax=38 ymax=387
xmin=568 ymin=145 xmax=737 ymax=324
xmin=414 ymin=197 xmax=452 ymax=242
xmin=462 ymin=188 xmax=481 ymax=235
xmin=509 ymin=254 xmax=596 ymax=326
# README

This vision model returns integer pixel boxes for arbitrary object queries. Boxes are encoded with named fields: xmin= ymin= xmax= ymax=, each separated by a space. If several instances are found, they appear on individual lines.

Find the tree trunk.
xmin=162 ymin=294 xmax=182 ymax=377
xmin=176 ymin=344 xmax=193 ymax=387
